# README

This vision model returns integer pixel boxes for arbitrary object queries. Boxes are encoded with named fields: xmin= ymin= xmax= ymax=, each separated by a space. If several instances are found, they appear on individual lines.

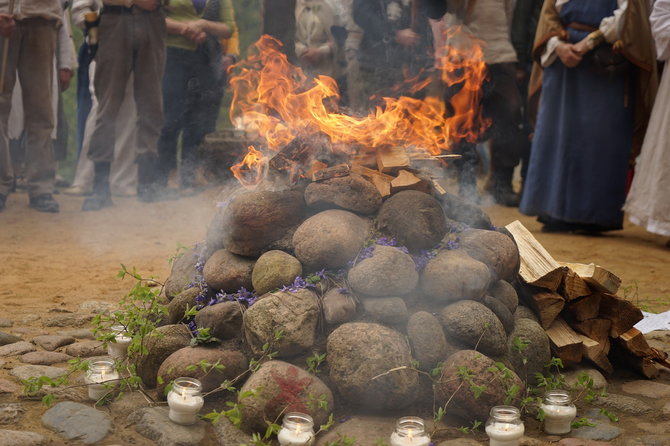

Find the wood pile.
xmin=506 ymin=220 xmax=667 ymax=378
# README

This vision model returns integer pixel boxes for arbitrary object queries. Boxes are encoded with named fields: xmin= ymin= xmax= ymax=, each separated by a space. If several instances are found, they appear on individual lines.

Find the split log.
xmin=349 ymin=152 xmax=376 ymax=168
xmin=564 ymin=294 xmax=602 ymax=322
xmin=505 ymin=220 xmax=568 ymax=291
xmin=268 ymin=137 xmax=315 ymax=174
xmin=578 ymin=334 xmax=613 ymax=374
xmin=390 ymin=169 xmax=430 ymax=194
xmin=350 ymin=164 xmax=393 ymax=197
xmin=598 ymin=294 xmax=644 ymax=338
xmin=610 ymin=341 xmax=659 ymax=379
xmin=376 ymin=145 xmax=410 ymax=173
xmin=572 ymin=318 xmax=612 ymax=345
xmin=311 ymin=163 xmax=350 ymax=182
xmin=560 ymin=269 xmax=591 ymax=301
xmin=560 ymin=262 xmax=621 ymax=294
xmin=616 ymin=328 xmax=653 ymax=358
xmin=518 ymin=284 xmax=565 ymax=329
xmin=545 ymin=317 xmax=583 ymax=365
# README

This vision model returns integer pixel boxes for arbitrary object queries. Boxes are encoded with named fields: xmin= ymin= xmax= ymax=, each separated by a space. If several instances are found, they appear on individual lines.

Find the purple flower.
xmin=446 ymin=239 xmax=460 ymax=250
xmin=187 ymin=320 xmax=199 ymax=337
xmin=376 ymin=236 xmax=397 ymax=246
xmin=338 ymin=287 xmax=349 ymax=294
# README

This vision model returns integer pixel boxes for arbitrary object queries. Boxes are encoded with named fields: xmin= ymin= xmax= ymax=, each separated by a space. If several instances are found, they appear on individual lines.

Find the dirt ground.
xmin=1 ymin=186 xmax=669 ymax=318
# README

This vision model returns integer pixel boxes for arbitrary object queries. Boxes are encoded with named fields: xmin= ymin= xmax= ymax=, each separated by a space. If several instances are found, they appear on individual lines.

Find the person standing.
xmin=83 ymin=0 xmax=167 ymax=211
xmin=0 ymin=2 xmax=62 ymax=213
xmin=520 ymin=0 xmax=657 ymax=233
xmin=623 ymin=0 xmax=670 ymax=242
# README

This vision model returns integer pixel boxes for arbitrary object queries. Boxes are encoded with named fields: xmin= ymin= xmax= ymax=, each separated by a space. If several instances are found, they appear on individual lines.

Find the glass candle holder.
xmin=106 ymin=325 xmax=132 ymax=360
xmin=390 ymin=416 xmax=431 ymax=446
xmin=541 ymin=390 xmax=577 ymax=435
xmin=167 ymin=377 xmax=204 ymax=425
xmin=84 ymin=357 xmax=119 ymax=401
xmin=277 ymin=412 xmax=315 ymax=446
xmin=485 ymin=405 xmax=524 ymax=446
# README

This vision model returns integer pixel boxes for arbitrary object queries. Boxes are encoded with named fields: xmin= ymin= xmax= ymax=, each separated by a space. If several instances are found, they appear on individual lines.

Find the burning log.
xmin=390 ymin=169 xmax=430 ymax=194
xmin=376 ymin=145 xmax=410 ymax=174
xmin=350 ymin=163 xmax=393 ymax=198
xmin=311 ymin=164 xmax=350 ymax=182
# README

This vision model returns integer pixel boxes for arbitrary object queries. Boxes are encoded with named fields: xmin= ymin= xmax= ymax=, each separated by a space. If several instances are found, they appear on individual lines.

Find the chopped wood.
xmin=598 ymin=294 xmax=644 ymax=338
xmin=564 ymin=293 xmax=602 ymax=322
xmin=559 ymin=262 xmax=621 ymax=294
xmin=311 ymin=163 xmax=350 ymax=182
xmin=505 ymin=220 xmax=568 ymax=291
xmin=350 ymin=152 xmax=377 ymax=168
xmin=650 ymin=348 xmax=670 ymax=370
xmin=610 ymin=342 xmax=659 ymax=379
xmin=350 ymin=164 xmax=393 ymax=197
xmin=616 ymin=328 xmax=653 ymax=358
xmin=572 ymin=318 xmax=612 ymax=345
xmin=578 ymin=334 xmax=613 ymax=374
xmin=546 ymin=317 xmax=583 ymax=365
xmin=390 ymin=169 xmax=430 ymax=194
xmin=518 ymin=284 xmax=565 ymax=329
xmin=560 ymin=269 xmax=591 ymax=301
xmin=431 ymin=179 xmax=447 ymax=196
xmin=376 ymin=145 xmax=410 ymax=173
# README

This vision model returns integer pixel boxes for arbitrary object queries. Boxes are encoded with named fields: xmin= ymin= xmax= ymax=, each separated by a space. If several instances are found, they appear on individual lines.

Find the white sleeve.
xmin=541 ymin=36 xmax=561 ymax=67
xmin=57 ymin=12 xmax=77 ymax=70
xmin=651 ymin=0 xmax=670 ymax=60
xmin=599 ymin=0 xmax=628 ymax=43
xmin=71 ymin=0 xmax=100 ymax=29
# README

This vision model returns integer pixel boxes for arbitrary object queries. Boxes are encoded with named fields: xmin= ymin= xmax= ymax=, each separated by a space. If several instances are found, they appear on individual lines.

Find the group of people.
xmin=0 ymin=0 xmax=238 ymax=213
xmin=0 ymin=0 xmax=669 ymax=244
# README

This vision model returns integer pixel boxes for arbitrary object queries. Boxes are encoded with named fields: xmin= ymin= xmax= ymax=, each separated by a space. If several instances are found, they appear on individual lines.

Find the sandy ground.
xmin=1 ymin=186 xmax=669 ymax=318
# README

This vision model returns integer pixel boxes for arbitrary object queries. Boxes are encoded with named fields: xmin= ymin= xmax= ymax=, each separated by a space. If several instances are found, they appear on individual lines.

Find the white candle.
xmin=167 ymin=378 xmax=204 ymax=425
xmin=84 ymin=358 xmax=119 ymax=401
xmin=390 ymin=416 xmax=431 ymax=446
xmin=390 ymin=429 xmax=431 ymax=446
xmin=277 ymin=412 xmax=315 ymax=446
xmin=542 ymin=404 xmax=577 ymax=435
xmin=107 ymin=325 xmax=132 ymax=359
xmin=485 ymin=422 xmax=524 ymax=446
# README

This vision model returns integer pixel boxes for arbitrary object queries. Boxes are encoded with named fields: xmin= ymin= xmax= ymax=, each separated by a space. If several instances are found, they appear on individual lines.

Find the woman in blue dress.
xmin=520 ymin=0 xmax=657 ymax=232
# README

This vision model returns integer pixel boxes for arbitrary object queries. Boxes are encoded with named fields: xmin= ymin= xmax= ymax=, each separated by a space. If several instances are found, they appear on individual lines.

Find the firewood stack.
xmin=506 ymin=220 xmax=667 ymax=378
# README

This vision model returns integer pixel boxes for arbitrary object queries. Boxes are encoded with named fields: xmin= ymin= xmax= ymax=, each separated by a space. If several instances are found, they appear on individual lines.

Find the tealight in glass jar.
xmin=541 ymin=390 xmax=577 ymax=435
xmin=106 ymin=324 xmax=132 ymax=360
xmin=84 ymin=357 xmax=119 ymax=401
xmin=277 ymin=412 xmax=315 ymax=446
xmin=485 ymin=405 xmax=524 ymax=446
xmin=167 ymin=377 xmax=204 ymax=425
xmin=389 ymin=416 xmax=431 ymax=446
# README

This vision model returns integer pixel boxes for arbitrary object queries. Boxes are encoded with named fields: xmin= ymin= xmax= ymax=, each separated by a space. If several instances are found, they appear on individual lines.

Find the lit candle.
xmin=167 ymin=377 xmax=204 ymax=425
xmin=485 ymin=406 xmax=524 ymax=446
xmin=390 ymin=416 xmax=431 ymax=446
xmin=84 ymin=358 xmax=119 ymax=401
xmin=541 ymin=390 xmax=577 ymax=435
xmin=107 ymin=325 xmax=132 ymax=360
xmin=277 ymin=412 xmax=315 ymax=446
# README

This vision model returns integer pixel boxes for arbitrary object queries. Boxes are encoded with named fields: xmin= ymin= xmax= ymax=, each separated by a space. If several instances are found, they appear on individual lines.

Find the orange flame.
xmin=229 ymin=31 xmax=489 ymax=186
xmin=230 ymin=145 xmax=268 ymax=187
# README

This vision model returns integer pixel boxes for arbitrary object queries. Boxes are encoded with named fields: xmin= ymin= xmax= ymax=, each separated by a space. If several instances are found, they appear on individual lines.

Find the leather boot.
xmin=82 ymin=162 xmax=113 ymax=211
xmin=492 ymin=167 xmax=520 ymax=207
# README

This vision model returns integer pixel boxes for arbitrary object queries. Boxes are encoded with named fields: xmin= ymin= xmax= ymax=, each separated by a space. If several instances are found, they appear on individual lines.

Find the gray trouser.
xmin=88 ymin=8 xmax=166 ymax=164
xmin=0 ymin=18 xmax=58 ymax=197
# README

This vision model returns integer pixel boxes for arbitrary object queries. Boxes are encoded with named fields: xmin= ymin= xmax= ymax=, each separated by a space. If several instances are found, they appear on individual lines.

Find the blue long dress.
xmin=519 ymin=0 xmax=633 ymax=231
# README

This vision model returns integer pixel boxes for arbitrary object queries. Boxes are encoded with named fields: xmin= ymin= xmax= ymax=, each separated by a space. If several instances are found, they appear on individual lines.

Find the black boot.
xmin=137 ymin=153 xmax=178 ymax=202
xmin=492 ymin=167 xmax=520 ymax=207
xmin=82 ymin=162 xmax=113 ymax=211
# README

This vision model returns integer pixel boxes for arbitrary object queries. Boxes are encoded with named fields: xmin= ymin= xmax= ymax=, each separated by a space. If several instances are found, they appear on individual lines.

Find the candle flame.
xmin=295 ymin=424 xmax=302 ymax=435
xmin=408 ymin=428 xmax=414 ymax=442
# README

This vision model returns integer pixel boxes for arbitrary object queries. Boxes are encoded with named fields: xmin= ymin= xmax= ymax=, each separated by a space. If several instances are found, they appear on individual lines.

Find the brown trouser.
xmin=87 ymin=7 xmax=166 ymax=163
xmin=0 ymin=18 xmax=58 ymax=197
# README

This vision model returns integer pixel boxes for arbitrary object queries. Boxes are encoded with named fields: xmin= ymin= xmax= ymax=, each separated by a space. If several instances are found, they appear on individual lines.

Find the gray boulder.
xmin=361 ymin=297 xmax=408 ymax=326
xmin=438 ymin=300 xmax=507 ymax=357
xmin=0 ymin=430 xmax=45 ymax=446
xmin=20 ymin=352 xmax=72 ymax=366
xmin=348 ymin=245 xmax=418 ymax=297
xmin=376 ymin=190 xmax=447 ymax=252
xmin=243 ymin=289 xmax=319 ymax=357
xmin=439 ymin=193 xmax=492 ymax=229
xmin=489 ymin=280 xmax=519 ymax=313
xmin=458 ymin=229 xmax=520 ymax=282
xmin=304 ymin=173 xmax=382 ymax=215
xmin=128 ymin=407 xmax=206 ymax=446
xmin=421 ymin=249 xmax=491 ymax=303
xmin=251 ymin=250 xmax=302 ymax=295
xmin=32 ymin=335 xmax=75 ymax=352
xmin=222 ymin=189 xmax=306 ymax=257
xmin=327 ymin=322 xmax=419 ymax=410
xmin=0 ymin=332 xmax=22 ymax=346
xmin=322 ymin=288 xmax=357 ymax=324
xmin=507 ymin=318 xmax=551 ymax=381
xmin=407 ymin=311 xmax=448 ymax=371
xmin=203 ymin=249 xmax=255 ymax=293
xmin=482 ymin=295 xmax=515 ymax=335
xmin=164 ymin=246 xmax=201 ymax=301
xmin=194 ymin=301 xmax=243 ymax=340
xmin=64 ymin=341 xmax=105 ymax=358
xmin=136 ymin=325 xmax=192 ymax=388
xmin=434 ymin=350 xmax=524 ymax=421
xmin=42 ymin=401 xmax=113 ymax=445
xmin=156 ymin=346 xmax=248 ymax=397
xmin=166 ymin=287 xmax=201 ymax=325
xmin=239 ymin=361 xmax=333 ymax=433
xmin=514 ymin=305 xmax=540 ymax=324
xmin=293 ymin=209 xmax=370 ymax=270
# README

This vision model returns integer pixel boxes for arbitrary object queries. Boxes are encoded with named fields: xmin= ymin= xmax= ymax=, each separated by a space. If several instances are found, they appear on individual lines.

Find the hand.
xmin=134 ymin=0 xmax=159 ymax=11
xmin=556 ymin=42 xmax=582 ymax=68
xmin=221 ymin=54 xmax=236 ymax=73
xmin=299 ymin=48 xmax=323 ymax=65
xmin=572 ymin=38 xmax=591 ymax=56
xmin=0 ymin=13 xmax=15 ymax=38
xmin=395 ymin=28 xmax=420 ymax=48
xmin=181 ymin=22 xmax=206 ymax=44
xmin=58 ymin=68 xmax=73 ymax=91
